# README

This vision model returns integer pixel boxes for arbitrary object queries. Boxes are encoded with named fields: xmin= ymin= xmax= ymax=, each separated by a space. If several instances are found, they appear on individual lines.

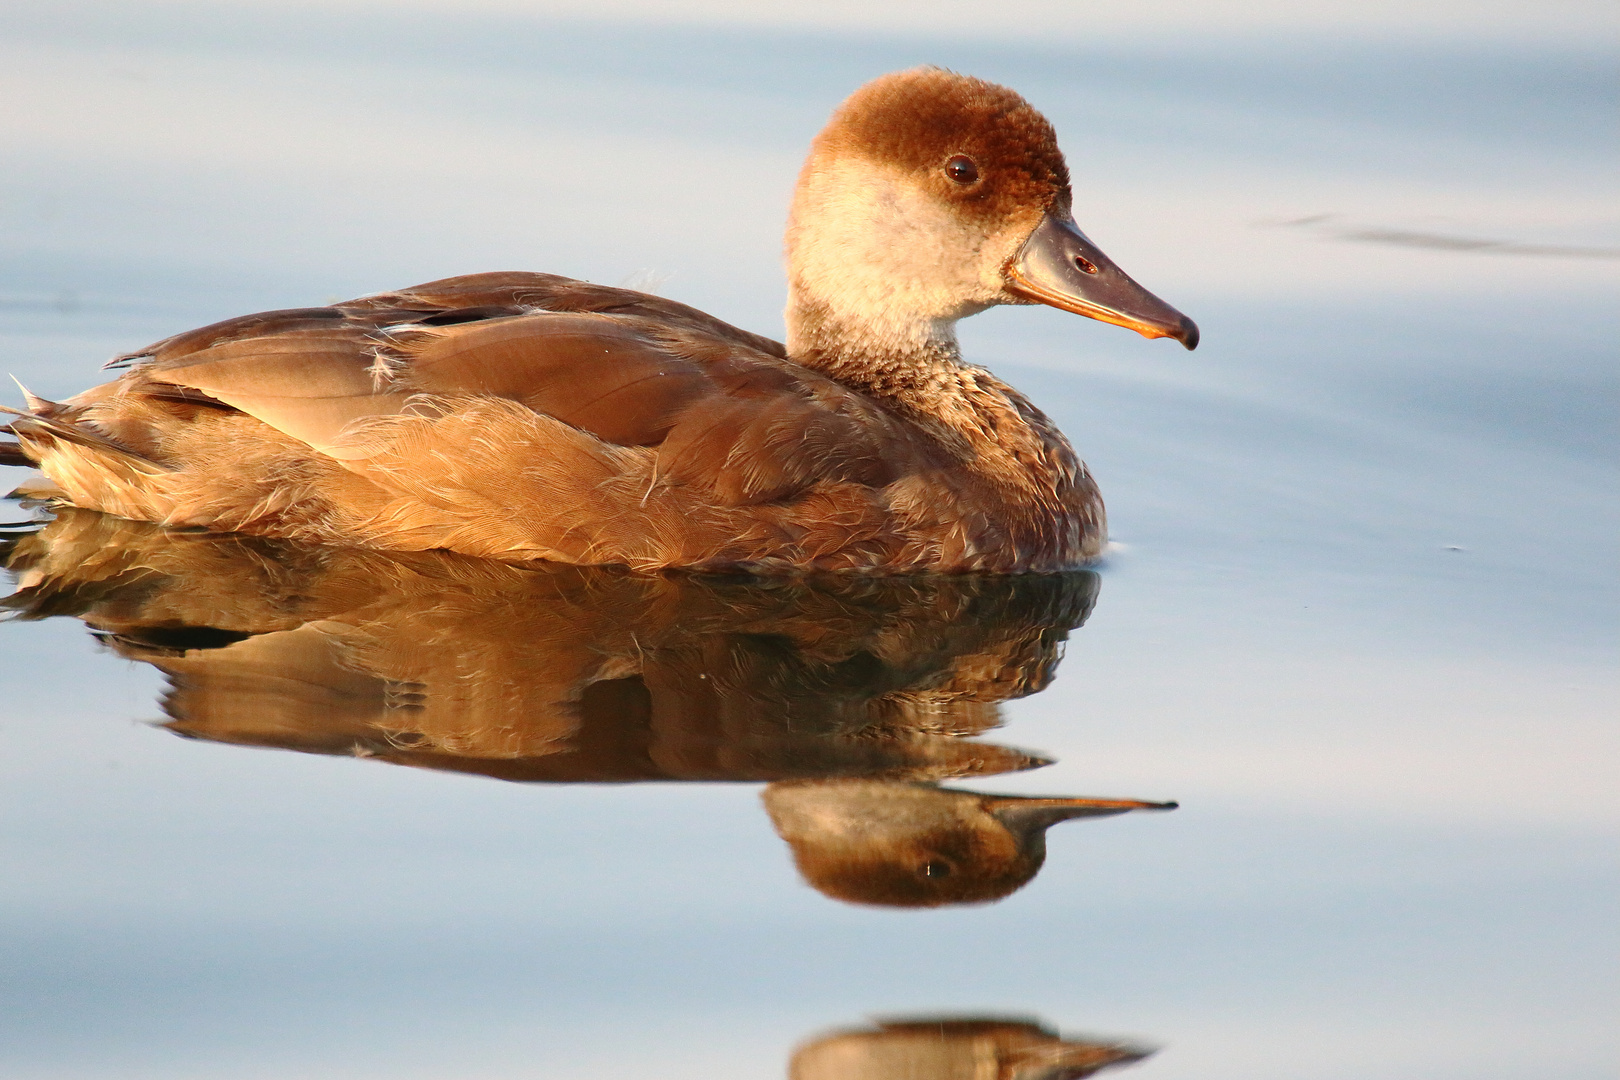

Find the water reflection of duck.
xmin=1 ymin=69 xmax=1195 ymax=573
xmin=1 ymin=508 xmax=1089 ymax=779
xmin=791 ymin=1016 xmax=1150 ymax=1079
xmin=2 ymin=508 xmax=1175 ymax=906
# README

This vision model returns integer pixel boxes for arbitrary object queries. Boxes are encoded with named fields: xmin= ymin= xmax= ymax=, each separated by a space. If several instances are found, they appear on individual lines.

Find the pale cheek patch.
xmin=789 ymin=159 xmax=1009 ymax=336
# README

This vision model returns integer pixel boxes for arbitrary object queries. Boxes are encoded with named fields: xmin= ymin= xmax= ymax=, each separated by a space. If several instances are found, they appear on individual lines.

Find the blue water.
xmin=1 ymin=5 xmax=1615 ymax=1078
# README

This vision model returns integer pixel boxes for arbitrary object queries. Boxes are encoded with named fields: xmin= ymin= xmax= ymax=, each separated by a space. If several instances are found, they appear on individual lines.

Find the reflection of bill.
xmin=2 ymin=508 xmax=1176 ymax=908
xmin=791 ymin=1016 xmax=1150 ymax=1080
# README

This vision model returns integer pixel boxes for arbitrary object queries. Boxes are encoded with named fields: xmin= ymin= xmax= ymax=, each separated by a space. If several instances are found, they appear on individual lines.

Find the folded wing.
xmin=121 ymin=273 xmax=927 ymax=504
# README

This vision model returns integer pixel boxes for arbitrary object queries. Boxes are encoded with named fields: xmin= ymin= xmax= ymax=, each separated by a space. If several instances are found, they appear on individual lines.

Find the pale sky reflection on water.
xmin=0 ymin=3 xmax=1615 ymax=1078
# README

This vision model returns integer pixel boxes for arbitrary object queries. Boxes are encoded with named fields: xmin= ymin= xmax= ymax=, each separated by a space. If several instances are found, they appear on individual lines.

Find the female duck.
xmin=3 ymin=68 xmax=1196 ymax=573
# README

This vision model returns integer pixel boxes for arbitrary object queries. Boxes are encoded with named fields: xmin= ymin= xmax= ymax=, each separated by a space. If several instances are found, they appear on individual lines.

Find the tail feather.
xmin=0 ymin=439 xmax=33 ymax=468
xmin=0 ymin=406 xmax=163 ymax=468
xmin=8 ymin=377 xmax=59 ymax=415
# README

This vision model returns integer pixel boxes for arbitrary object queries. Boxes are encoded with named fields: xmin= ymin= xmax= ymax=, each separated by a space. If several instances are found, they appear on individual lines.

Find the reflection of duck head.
xmin=791 ymin=1016 xmax=1150 ymax=1080
xmin=764 ymin=780 xmax=1175 ymax=908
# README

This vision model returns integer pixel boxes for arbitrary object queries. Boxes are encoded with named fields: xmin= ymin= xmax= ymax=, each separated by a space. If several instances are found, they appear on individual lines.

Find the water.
xmin=1 ymin=5 xmax=1615 ymax=1078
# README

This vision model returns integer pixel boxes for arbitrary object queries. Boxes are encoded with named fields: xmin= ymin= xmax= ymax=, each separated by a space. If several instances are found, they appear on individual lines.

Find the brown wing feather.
xmin=655 ymin=357 xmax=921 ymax=504
xmin=361 ymin=305 xmax=925 ymax=505
xmin=101 ymin=272 xmax=924 ymax=509
xmin=113 ymin=273 xmax=785 ymax=369
xmin=132 ymin=328 xmax=411 ymax=459
xmin=388 ymin=315 xmax=713 ymax=447
xmin=108 ymin=308 xmax=349 ymax=368
xmin=126 ymin=327 xmax=411 ymax=459
xmin=358 ymin=272 xmax=788 ymax=359
xmin=659 ymin=396 xmax=773 ymax=502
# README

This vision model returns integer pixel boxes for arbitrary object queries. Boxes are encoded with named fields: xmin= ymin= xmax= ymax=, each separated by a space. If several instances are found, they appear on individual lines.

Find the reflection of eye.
xmin=944 ymin=155 xmax=979 ymax=185
xmin=920 ymin=860 xmax=953 ymax=879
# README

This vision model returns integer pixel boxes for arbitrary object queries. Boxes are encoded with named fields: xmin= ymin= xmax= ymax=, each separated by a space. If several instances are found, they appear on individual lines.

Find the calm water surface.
xmin=1 ymin=6 xmax=1615 ymax=1078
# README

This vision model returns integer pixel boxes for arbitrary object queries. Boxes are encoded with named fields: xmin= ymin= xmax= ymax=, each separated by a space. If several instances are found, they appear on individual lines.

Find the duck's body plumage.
xmin=4 ymin=69 xmax=1195 ymax=573
xmin=18 ymin=272 xmax=1098 ymax=571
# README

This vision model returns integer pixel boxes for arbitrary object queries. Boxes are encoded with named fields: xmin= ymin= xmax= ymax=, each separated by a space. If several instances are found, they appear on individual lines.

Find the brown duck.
xmin=2 ymin=68 xmax=1197 ymax=573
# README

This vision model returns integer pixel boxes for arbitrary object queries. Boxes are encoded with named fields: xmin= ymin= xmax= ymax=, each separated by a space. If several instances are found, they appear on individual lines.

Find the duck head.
xmin=763 ymin=780 xmax=1177 ymax=908
xmin=785 ymin=67 xmax=1198 ymax=362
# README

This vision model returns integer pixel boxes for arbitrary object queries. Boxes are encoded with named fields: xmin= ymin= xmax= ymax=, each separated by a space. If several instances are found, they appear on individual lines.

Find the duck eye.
xmin=944 ymin=155 xmax=979 ymax=185
xmin=920 ymin=860 xmax=953 ymax=879
xmin=1073 ymin=254 xmax=1098 ymax=275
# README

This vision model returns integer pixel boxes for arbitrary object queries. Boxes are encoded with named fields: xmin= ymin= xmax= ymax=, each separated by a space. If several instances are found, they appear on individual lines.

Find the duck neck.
xmin=784 ymin=294 xmax=969 ymax=402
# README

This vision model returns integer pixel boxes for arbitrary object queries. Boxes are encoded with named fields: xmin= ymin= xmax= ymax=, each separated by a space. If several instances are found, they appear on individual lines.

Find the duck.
xmin=1 ymin=68 xmax=1197 ymax=573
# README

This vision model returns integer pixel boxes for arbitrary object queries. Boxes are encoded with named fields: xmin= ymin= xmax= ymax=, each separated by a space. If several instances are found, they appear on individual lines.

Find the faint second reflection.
xmin=791 ymin=1016 xmax=1151 ymax=1079
xmin=3 ymin=508 xmax=1176 ymax=907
